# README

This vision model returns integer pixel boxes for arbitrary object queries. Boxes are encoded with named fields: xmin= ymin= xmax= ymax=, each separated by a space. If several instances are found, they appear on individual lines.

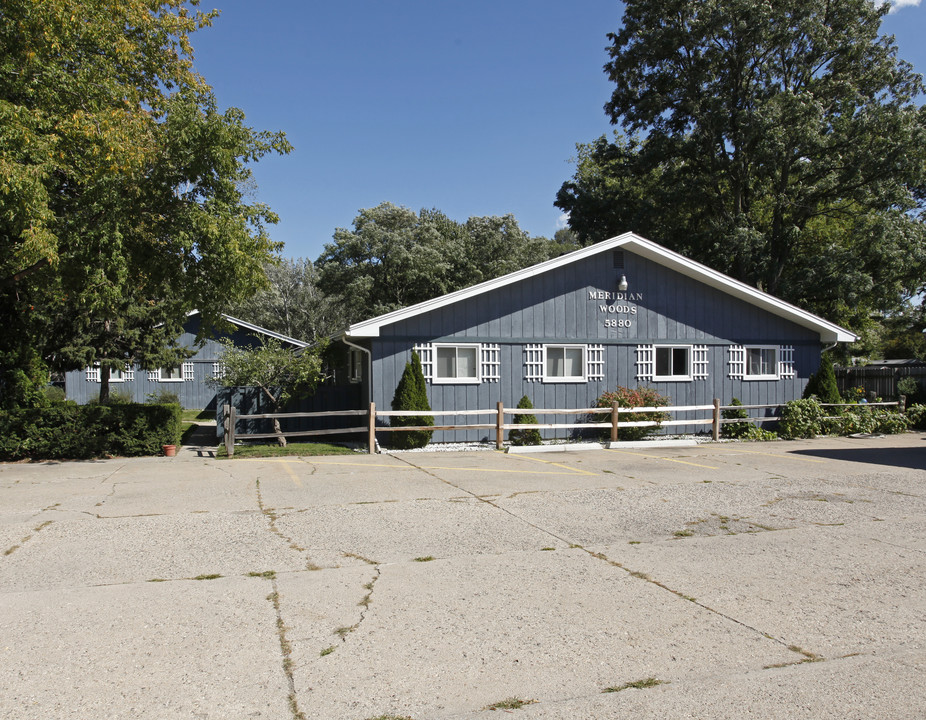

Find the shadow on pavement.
xmin=793 ymin=440 xmax=926 ymax=472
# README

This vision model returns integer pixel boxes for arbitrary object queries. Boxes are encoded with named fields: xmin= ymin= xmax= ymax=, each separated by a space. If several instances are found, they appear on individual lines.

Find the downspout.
xmin=341 ymin=333 xmax=372 ymax=406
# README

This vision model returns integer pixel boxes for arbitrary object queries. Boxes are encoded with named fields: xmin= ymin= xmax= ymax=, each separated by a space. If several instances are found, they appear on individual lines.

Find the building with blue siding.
xmin=337 ymin=233 xmax=856 ymax=441
xmin=65 ymin=312 xmax=307 ymax=410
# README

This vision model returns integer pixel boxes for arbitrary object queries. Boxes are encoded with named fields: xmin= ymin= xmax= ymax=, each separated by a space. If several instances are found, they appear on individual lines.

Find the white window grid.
xmin=86 ymin=363 xmax=134 ymax=382
xmin=587 ymin=344 xmax=605 ymax=380
xmin=524 ymin=344 xmax=544 ymax=382
xmin=635 ymin=344 xmax=655 ymax=380
xmin=481 ymin=344 xmax=500 ymax=382
xmin=182 ymin=362 xmax=194 ymax=381
xmin=728 ymin=345 xmax=747 ymax=379
xmin=692 ymin=345 xmax=710 ymax=380
xmin=412 ymin=343 xmax=434 ymax=381
xmin=212 ymin=362 xmax=225 ymax=380
xmin=778 ymin=346 xmax=795 ymax=378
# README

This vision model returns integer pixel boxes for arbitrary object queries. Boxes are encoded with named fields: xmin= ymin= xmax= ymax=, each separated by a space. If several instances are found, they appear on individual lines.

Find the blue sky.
xmin=191 ymin=1 xmax=926 ymax=262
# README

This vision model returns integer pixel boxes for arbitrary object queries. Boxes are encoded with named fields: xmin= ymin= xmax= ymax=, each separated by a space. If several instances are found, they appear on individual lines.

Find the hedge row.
xmin=0 ymin=403 xmax=182 ymax=460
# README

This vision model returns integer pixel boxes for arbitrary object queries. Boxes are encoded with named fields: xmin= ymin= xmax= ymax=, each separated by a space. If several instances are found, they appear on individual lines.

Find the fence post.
xmin=712 ymin=398 xmax=721 ymax=441
xmin=610 ymin=401 xmax=619 ymax=443
xmin=368 ymin=402 xmax=376 ymax=454
xmin=224 ymin=404 xmax=236 ymax=457
xmin=496 ymin=401 xmax=504 ymax=450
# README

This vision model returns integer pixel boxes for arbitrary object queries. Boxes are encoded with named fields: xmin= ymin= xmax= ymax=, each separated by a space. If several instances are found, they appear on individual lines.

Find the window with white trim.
xmin=348 ymin=349 xmax=363 ymax=383
xmin=86 ymin=363 xmax=134 ymax=382
xmin=150 ymin=362 xmax=193 ymax=382
xmin=412 ymin=343 xmax=499 ymax=384
xmin=435 ymin=344 xmax=480 ymax=383
xmin=655 ymin=345 xmax=692 ymax=381
xmin=543 ymin=345 xmax=587 ymax=382
xmin=729 ymin=345 xmax=787 ymax=380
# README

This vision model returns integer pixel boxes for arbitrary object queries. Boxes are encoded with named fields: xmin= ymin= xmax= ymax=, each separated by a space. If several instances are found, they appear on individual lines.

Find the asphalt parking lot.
xmin=1 ymin=435 xmax=925 ymax=719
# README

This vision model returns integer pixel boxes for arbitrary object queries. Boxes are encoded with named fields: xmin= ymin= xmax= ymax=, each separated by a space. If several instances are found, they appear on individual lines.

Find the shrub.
xmin=779 ymin=398 xmax=824 ymax=439
xmin=803 ymin=352 xmax=841 ymax=404
xmin=873 ymin=409 xmax=909 ymax=435
xmin=594 ymin=386 xmax=670 ymax=441
xmin=0 ymin=403 xmax=182 ymax=460
xmin=389 ymin=351 xmax=433 ymax=449
xmin=833 ymin=407 xmax=877 ymax=435
xmin=721 ymin=398 xmax=749 ymax=439
xmin=508 ymin=395 xmax=542 ymax=446
xmin=147 ymin=388 xmax=180 ymax=405
xmin=43 ymin=385 xmax=68 ymax=405
xmin=896 ymin=376 xmax=920 ymax=406
xmin=906 ymin=404 xmax=926 ymax=430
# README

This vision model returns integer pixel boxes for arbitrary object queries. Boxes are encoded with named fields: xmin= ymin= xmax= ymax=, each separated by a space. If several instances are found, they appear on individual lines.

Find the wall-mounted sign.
xmin=589 ymin=289 xmax=643 ymax=329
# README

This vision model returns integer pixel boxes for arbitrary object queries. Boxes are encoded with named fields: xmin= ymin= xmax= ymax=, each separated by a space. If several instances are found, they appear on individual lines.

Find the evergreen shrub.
xmin=594 ymin=386 xmax=670 ymax=441
xmin=803 ymin=352 xmax=841 ymax=404
xmin=389 ymin=351 xmax=433 ymax=449
xmin=721 ymin=398 xmax=749 ymax=439
xmin=0 ymin=404 xmax=182 ymax=460
xmin=508 ymin=395 xmax=542 ymax=446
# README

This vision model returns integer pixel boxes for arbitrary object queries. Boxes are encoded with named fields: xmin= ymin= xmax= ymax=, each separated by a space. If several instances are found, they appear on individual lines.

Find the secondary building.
xmin=335 ymin=232 xmax=856 ymax=441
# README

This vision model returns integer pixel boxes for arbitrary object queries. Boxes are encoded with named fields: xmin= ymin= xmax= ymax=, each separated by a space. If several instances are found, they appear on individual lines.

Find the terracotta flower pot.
xmin=162 ymin=444 xmax=177 ymax=457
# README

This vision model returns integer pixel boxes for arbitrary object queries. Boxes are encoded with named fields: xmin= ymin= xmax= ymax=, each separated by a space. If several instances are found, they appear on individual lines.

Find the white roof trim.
xmin=345 ymin=232 xmax=857 ymax=344
xmin=186 ymin=310 xmax=309 ymax=348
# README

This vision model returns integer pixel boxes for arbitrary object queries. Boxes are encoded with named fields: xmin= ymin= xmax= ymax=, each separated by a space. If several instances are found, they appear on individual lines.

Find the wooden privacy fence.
xmin=223 ymin=400 xmax=901 ymax=456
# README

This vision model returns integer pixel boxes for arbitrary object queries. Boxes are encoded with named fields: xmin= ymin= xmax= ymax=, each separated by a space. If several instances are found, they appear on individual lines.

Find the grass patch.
xmin=147 ymin=578 xmax=168 ymax=583
xmin=246 ymin=570 xmax=277 ymax=579
xmin=673 ymin=529 xmax=693 ymax=537
xmin=628 ymin=540 xmax=641 ymax=545
xmin=320 ymin=645 xmax=336 ymax=657
xmin=192 ymin=573 xmax=222 ymax=580
xmin=363 ymin=716 xmax=414 ymax=720
xmin=485 ymin=697 xmax=537 ymax=711
xmin=412 ymin=556 xmax=434 ymax=562
xmin=602 ymin=677 xmax=665 ymax=693
xmin=218 ymin=442 xmax=356 ymax=459
xmin=540 ymin=547 xmax=555 ymax=551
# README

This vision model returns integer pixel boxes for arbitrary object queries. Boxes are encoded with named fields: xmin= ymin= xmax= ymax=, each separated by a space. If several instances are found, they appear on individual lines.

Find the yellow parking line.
xmin=279 ymin=459 xmax=302 ymax=486
xmin=606 ymin=448 xmax=719 ymax=469
xmin=422 ymin=465 xmax=585 ymax=476
xmin=725 ymin=449 xmax=828 ymax=464
xmin=509 ymin=454 xmax=598 ymax=476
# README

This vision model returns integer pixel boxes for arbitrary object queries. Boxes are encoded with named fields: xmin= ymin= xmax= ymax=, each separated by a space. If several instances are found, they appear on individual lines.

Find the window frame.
xmin=653 ymin=345 xmax=693 ymax=382
xmin=542 ymin=344 xmax=588 ymax=383
xmin=157 ymin=365 xmax=185 ymax=383
xmin=432 ymin=343 xmax=481 ymax=385
xmin=744 ymin=346 xmax=779 ymax=381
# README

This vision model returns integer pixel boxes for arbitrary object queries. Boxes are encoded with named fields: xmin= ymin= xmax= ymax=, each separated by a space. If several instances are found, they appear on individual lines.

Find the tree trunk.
xmin=100 ymin=365 xmax=111 ymax=404
xmin=258 ymin=384 xmax=286 ymax=447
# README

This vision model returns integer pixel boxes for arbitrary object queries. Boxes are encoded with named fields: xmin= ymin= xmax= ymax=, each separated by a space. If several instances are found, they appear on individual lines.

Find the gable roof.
xmin=186 ymin=311 xmax=309 ymax=348
xmin=345 ymin=232 xmax=857 ymax=344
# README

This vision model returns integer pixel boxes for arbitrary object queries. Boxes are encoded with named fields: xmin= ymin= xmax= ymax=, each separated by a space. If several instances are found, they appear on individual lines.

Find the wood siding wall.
xmin=369 ymin=249 xmax=821 ymax=441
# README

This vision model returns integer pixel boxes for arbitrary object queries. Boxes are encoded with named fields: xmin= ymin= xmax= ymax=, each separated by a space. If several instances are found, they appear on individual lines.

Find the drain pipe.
xmin=340 ymin=334 xmax=372 ymax=406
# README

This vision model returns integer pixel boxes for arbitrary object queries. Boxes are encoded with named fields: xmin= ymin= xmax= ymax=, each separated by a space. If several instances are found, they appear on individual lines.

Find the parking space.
xmin=1 ymin=434 xmax=924 ymax=719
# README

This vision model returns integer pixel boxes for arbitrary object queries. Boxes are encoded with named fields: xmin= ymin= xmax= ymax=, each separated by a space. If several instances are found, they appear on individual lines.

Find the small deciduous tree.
xmin=212 ymin=339 xmax=324 ymax=446
xmin=389 ymin=351 xmax=433 ymax=450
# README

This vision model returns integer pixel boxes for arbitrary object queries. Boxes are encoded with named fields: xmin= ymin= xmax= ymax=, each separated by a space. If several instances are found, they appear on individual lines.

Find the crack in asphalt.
xmin=255 ymin=479 xmax=320 ymax=571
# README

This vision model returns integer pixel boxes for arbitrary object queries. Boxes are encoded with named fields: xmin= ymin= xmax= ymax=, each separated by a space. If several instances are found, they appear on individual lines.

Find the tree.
xmin=316 ymin=202 xmax=560 ymax=325
xmin=0 ymin=0 xmax=290 ymax=405
xmin=508 ymin=395 xmax=542 ymax=446
xmin=803 ymin=352 xmax=841 ymax=404
xmin=557 ymin=0 xmax=926 ymax=329
xmin=389 ymin=350 xmax=433 ymax=449
xmin=212 ymin=338 xmax=325 ymax=446
xmin=225 ymin=258 xmax=347 ymax=344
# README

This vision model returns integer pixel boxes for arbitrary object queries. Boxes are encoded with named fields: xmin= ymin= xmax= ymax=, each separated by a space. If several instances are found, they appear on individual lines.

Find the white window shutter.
xmin=86 ymin=365 xmax=100 ymax=382
xmin=182 ymin=362 xmax=194 ymax=381
xmin=124 ymin=364 xmax=135 ymax=382
xmin=147 ymin=370 xmax=159 ymax=382
xmin=524 ymin=344 xmax=544 ymax=382
xmin=635 ymin=345 xmax=655 ymax=380
xmin=692 ymin=345 xmax=710 ymax=380
xmin=728 ymin=345 xmax=746 ymax=379
xmin=587 ymin=344 xmax=605 ymax=380
xmin=481 ymin=344 xmax=500 ymax=382
xmin=413 ymin=343 xmax=433 ymax=382
xmin=212 ymin=362 xmax=224 ymax=380
xmin=779 ymin=346 xmax=795 ymax=379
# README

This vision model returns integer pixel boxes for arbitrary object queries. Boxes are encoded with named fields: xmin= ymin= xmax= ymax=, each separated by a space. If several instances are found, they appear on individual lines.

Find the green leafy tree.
xmin=389 ymin=351 xmax=433 ymax=450
xmin=557 ymin=0 xmax=926 ymax=329
xmin=226 ymin=258 xmax=347 ymax=344
xmin=508 ymin=395 xmax=542 ymax=446
xmin=316 ymin=202 xmax=560 ymax=325
xmin=212 ymin=338 xmax=325 ymax=446
xmin=0 ymin=0 xmax=291 ymax=405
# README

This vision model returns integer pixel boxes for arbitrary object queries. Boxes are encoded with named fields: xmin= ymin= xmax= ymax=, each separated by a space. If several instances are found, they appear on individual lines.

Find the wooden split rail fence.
xmin=222 ymin=400 xmax=900 ymax=456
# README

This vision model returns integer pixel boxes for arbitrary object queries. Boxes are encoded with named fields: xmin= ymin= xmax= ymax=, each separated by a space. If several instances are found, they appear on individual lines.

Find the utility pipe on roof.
xmin=340 ymin=334 xmax=372 ymax=405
